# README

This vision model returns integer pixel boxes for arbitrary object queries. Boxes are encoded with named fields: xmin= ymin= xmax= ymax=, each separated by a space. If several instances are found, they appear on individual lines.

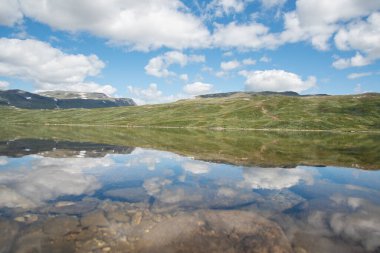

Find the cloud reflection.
xmin=239 ymin=167 xmax=314 ymax=190
xmin=0 ymin=156 xmax=7 ymax=166
xmin=182 ymin=161 xmax=210 ymax=174
xmin=0 ymin=156 xmax=115 ymax=208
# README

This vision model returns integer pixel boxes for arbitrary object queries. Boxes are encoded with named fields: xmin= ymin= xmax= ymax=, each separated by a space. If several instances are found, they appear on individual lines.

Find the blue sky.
xmin=0 ymin=0 xmax=379 ymax=104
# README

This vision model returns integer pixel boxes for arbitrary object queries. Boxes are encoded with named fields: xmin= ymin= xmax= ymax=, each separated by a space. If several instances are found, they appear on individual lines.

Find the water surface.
xmin=0 ymin=127 xmax=379 ymax=253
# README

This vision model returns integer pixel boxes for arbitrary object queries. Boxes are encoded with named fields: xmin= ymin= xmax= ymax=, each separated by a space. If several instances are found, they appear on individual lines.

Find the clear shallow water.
xmin=0 ymin=139 xmax=380 ymax=253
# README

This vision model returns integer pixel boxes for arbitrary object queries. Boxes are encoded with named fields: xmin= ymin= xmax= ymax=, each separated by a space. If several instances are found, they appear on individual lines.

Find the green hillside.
xmin=1 ymin=93 xmax=380 ymax=131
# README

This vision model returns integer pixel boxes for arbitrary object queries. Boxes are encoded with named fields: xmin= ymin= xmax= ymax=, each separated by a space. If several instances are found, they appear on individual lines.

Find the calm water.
xmin=0 ymin=133 xmax=379 ymax=253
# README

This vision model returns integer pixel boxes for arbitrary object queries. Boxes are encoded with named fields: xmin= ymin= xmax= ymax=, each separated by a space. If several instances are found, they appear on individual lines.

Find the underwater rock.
xmin=136 ymin=210 xmax=292 ymax=253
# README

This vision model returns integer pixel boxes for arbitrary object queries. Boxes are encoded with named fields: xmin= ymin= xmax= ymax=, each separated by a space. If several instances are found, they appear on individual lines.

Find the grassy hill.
xmin=1 ymin=93 xmax=380 ymax=131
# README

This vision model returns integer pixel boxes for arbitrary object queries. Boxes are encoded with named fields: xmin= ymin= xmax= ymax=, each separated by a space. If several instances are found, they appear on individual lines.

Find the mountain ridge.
xmin=196 ymin=91 xmax=329 ymax=98
xmin=0 ymin=89 xmax=136 ymax=109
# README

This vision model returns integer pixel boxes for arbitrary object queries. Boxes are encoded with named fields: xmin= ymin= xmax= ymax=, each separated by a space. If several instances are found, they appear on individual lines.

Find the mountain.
xmin=197 ymin=91 xmax=328 ymax=98
xmin=39 ymin=90 xmax=116 ymax=100
xmin=0 ymin=89 xmax=136 ymax=109
xmin=1 ymin=91 xmax=379 ymax=131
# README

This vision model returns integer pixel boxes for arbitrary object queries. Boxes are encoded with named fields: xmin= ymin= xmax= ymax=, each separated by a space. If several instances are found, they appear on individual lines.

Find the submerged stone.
xmin=81 ymin=210 xmax=109 ymax=228
xmin=43 ymin=216 xmax=79 ymax=236
xmin=44 ymin=200 xmax=98 ymax=215
xmin=136 ymin=210 xmax=292 ymax=253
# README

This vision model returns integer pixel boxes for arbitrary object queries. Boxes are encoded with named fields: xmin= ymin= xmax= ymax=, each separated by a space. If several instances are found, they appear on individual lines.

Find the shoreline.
xmin=2 ymin=122 xmax=380 ymax=134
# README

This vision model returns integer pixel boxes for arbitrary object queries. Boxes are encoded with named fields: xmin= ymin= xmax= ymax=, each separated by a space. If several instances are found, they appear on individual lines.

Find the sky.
xmin=0 ymin=0 xmax=379 ymax=104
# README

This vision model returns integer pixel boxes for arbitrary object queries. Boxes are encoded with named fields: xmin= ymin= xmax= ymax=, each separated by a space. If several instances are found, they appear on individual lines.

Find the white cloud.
xmin=183 ymin=82 xmax=213 ymax=95
xmin=145 ymin=51 xmax=205 ymax=78
xmin=333 ymin=12 xmax=380 ymax=69
xmin=242 ymin=58 xmax=256 ymax=65
xmin=0 ymin=0 xmax=23 ymax=26
xmin=0 ymin=38 xmax=116 ymax=95
xmin=0 ymin=81 xmax=10 ymax=90
xmin=127 ymin=83 xmax=186 ymax=105
xmin=223 ymin=51 xmax=234 ymax=57
xmin=218 ymin=59 xmax=255 ymax=76
xmin=179 ymin=74 xmax=189 ymax=81
xmin=239 ymin=69 xmax=316 ymax=92
xmin=207 ymin=0 xmax=245 ymax=17
xmin=213 ymin=22 xmax=279 ymax=50
xmin=347 ymin=72 xmax=372 ymax=80
xmin=332 ymin=53 xmax=371 ymax=69
xmin=260 ymin=56 xmax=271 ymax=63
xmin=280 ymin=0 xmax=380 ymax=51
xmin=182 ymin=161 xmax=210 ymax=174
xmin=239 ymin=167 xmax=314 ymax=190
xmin=3 ymin=0 xmax=210 ymax=51
xmin=220 ymin=60 xmax=241 ymax=71
xmin=260 ymin=0 xmax=287 ymax=9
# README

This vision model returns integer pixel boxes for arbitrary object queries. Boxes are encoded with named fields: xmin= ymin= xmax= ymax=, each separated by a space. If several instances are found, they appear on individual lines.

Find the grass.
xmin=1 ymin=125 xmax=379 ymax=170
xmin=1 ymin=94 xmax=380 ymax=131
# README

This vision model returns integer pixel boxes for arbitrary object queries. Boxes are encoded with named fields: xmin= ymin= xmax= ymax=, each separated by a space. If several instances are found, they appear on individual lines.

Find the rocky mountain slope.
xmin=0 ymin=89 xmax=136 ymax=109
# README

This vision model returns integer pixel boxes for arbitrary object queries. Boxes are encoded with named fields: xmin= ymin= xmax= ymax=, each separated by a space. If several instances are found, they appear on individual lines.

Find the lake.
xmin=0 ymin=126 xmax=379 ymax=253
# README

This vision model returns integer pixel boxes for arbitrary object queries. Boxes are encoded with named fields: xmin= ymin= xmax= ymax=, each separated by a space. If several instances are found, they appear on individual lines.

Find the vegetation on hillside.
xmin=1 ymin=93 xmax=380 ymax=131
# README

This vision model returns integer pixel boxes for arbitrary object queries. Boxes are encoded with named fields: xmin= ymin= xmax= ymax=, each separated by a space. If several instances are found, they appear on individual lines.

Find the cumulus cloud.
xmin=0 ymin=81 xmax=10 ymax=90
xmin=0 ymin=0 xmax=23 ymax=26
xmin=145 ymin=51 xmax=205 ymax=78
xmin=207 ymin=0 xmax=245 ymax=17
xmin=239 ymin=167 xmax=314 ymax=190
xmin=333 ymin=12 xmax=380 ymax=69
xmin=239 ymin=69 xmax=317 ymax=92
xmin=1 ymin=0 xmax=210 ymax=51
xmin=280 ymin=0 xmax=380 ymax=51
xmin=0 ymin=38 xmax=116 ymax=95
xmin=183 ymin=82 xmax=213 ymax=95
xmin=127 ymin=83 xmax=187 ymax=105
xmin=213 ymin=22 xmax=279 ymax=50
xmin=332 ymin=53 xmax=372 ymax=69
xmin=218 ymin=59 xmax=255 ymax=76
xmin=220 ymin=60 xmax=241 ymax=71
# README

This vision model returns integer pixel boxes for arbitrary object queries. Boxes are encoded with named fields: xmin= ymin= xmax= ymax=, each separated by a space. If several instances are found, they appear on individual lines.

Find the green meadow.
xmin=1 ymin=93 xmax=380 ymax=131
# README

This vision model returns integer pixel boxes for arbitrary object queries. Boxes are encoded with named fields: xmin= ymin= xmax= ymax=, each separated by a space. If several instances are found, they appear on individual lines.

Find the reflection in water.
xmin=0 ymin=139 xmax=379 ymax=252
xmin=239 ymin=167 xmax=315 ymax=190
xmin=0 ymin=156 xmax=116 ymax=208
